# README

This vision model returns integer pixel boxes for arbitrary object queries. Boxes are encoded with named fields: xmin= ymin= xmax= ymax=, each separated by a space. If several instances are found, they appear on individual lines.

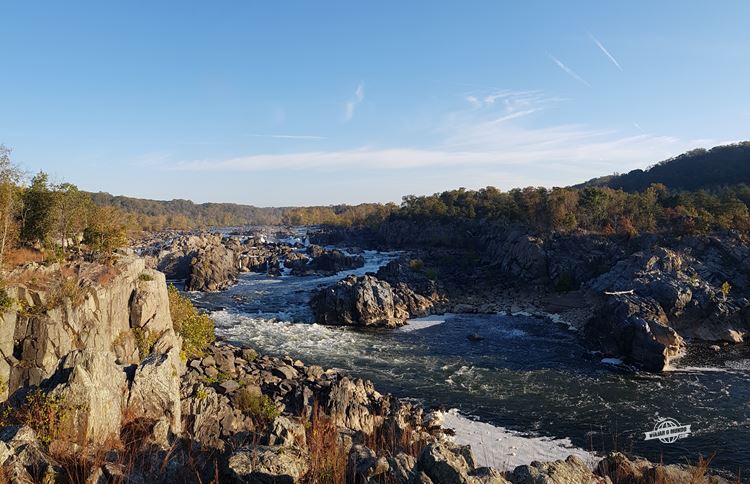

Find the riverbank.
xmin=130 ymin=228 xmax=749 ymax=479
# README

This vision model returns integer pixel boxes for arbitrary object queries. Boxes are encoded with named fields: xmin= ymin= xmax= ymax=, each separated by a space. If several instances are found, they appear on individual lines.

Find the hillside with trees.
xmin=578 ymin=141 xmax=750 ymax=192
xmin=392 ymin=182 xmax=750 ymax=237
xmin=89 ymin=192 xmax=397 ymax=230
xmin=88 ymin=192 xmax=284 ymax=230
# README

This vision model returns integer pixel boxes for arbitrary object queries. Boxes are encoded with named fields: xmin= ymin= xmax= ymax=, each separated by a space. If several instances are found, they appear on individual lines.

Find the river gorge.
xmin=185 ymin=244 xmax=750 ymax=479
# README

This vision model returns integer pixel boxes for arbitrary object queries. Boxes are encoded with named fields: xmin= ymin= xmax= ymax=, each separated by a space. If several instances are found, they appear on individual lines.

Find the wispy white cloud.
xmin=588 ymin=33 xmax=623 ymax=71
xmin=247 ymin=133 xmax=327 ymax=140
xmin=547 ymin=53 xmax=591 ymax=87
xmin=463 ymin=90 xmax=555 ymax=111
xmin=150 ymin=89 xmax=712 ymax=189
xmin=344 ymin=82 xmax=365 ymax=121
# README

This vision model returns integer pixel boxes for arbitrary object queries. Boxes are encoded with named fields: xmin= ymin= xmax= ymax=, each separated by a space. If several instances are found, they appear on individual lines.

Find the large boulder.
xmin=290 ymin=246 xmax=365 ymax=276
xmin=186 ymin=244 xmax=238 ymax=292
xmin=0 ymin=426 xmax=60 ymax=482
xmin=49 ymin=350 xmax=128 ymax=446
xmin=310 ymin=274 xmax=433 ymax=328
xmin=324 ymin=377 xmax=389 ymax=434
xmin=585 ymin=294 xmax=684 ymax=371
xmin=483 ymin=229 xmax=548 ymax=285
xmin=595 ymin=452 xmax=731 ymax=484
xmin=416 ymin=442 xmax=474 ymax=484
xmin=1 ymin=256 xmax=179 ymax=401
xmin=126 ymin=348 xmax=183 ymax=435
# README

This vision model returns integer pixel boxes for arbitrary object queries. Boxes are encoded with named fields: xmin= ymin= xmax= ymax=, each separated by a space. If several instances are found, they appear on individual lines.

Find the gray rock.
xmin=273 ymin=365 xmax=298 ymax=380
xmin=469 ymin=466 xmax=511 ymax=483
xmin=50 ymin=350 xmax=128 ymax=446
xmin=417 ymin=442 xmax=472 ymax=484
xmin=219 ymin=380 xmax=241 ymax=394
xmin=310 ymin=274 xmax=434 ymax=328
xmin=228 ymin=445 xmax=309 ymax=483
xmin=266 ymin=416 xmax=306 ymax=448
xmin=389 ymin=452 xmax=417 ymax=482
xmin=512 ymin=455 xmax=598 ymax=484
xmin=127 ymin=348 xmax=182 ymax=435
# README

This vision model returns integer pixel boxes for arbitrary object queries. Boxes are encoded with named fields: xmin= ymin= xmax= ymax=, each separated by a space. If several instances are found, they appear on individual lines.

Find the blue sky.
xmin=1 ymin=1 xmax=749 ymax=205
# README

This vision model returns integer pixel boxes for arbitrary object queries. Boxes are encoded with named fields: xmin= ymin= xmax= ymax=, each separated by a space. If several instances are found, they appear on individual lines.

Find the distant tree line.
xmin=280 ymin=203 xmax=397 ymax=227
xmin=88 ymin=192 xmax=285 ymax=231
xmin=394 ymin=183 xmax=750 ymax=236
xmin=89 ymin=193 xmax=398 ymax=230
xmin=9 ymin=141 xmax=750 ymax=240
xmin=0 ymin=145 xmax=127 ymax=268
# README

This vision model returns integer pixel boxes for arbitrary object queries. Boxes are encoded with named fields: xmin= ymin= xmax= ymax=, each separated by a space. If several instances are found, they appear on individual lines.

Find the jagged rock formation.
xmin=310 ymin=274 xmax=436 ymax=328
xmin=0 ymin=255 xmax=184 ymax=479
xmin=313 ymin=222 xmax=750 ymax=372
xmin=0 ymin=253 xmax=735 ymax=481
xmin=287 ymin=245 xmax=365 ymax=276
xmin=141 ymin=232 xmax=366 ymax=291
xmin=0 ymin=256 xmax=180 ymax=402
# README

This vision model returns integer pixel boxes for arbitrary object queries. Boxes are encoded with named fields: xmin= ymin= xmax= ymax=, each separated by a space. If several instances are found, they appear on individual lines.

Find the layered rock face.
xmin=0 ymin=256 xmax=182 ymax=445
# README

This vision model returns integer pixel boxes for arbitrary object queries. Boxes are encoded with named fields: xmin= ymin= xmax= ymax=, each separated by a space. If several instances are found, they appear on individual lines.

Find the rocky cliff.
xmin=0 ymin=255 xmax=183 ymax=447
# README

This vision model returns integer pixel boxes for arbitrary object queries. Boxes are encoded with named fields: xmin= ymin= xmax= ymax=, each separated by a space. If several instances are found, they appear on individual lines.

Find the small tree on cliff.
xmin=82 ymin=206 xmax=127 ymax=259
xmin=53 ymin=182 xmax=92 ymax=253
xmin=0 ymin=145 xmax=22 ymax=267
xmin=20 ymin=171 xmax=55 ymax=247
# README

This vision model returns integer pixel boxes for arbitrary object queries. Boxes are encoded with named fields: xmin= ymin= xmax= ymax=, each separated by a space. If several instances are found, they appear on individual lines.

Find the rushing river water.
xmin=187 ymin=248 xmax=750 ymax=479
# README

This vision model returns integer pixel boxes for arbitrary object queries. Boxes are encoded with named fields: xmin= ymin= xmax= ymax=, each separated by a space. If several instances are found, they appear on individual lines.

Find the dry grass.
xmin=304 ymin=401 xmax=348 ymax=484
xmin=302 ymin=400 xmax=430 ymax=484
xmin=365 ymin=418 xmax=426 ymax=461
xmin=4 ymin=247 xmax=45 ymax=268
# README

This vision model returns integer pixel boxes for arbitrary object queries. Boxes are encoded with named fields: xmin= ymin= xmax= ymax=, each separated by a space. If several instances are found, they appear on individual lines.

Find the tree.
xmin=0 ymin=145 xmax=22 ymax=267
xmin=53 ymin=183 xmax=92 ymax=253
xmin=20 ymin=172 xmax=55 ymax=247
xmin=82 ymin=206 xmax=127 ymax=259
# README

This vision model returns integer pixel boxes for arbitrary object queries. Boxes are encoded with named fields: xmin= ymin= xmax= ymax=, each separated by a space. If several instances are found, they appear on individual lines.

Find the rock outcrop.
xmin=287 ymin=245 xmax=365 ymax=276
xmin=0 ymin=256 xmax=182 ymax=449
xmin=310 ymin=274 xmax=435 ymax=328
xmin=142 ymin=232 xmax=367 ymax=292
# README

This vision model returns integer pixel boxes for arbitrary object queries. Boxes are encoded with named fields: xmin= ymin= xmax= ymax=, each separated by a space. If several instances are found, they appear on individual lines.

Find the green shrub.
xmin=721 ymin=281 xmax=731 ymax=300
xmin=235 ymin=388 xmax=278 ymax=424
xmin=8 ymin=389 xmax=69 ymax=445
xmin=167 ymin=284 xmax=215 ymax=358
xmin=46 ymin=276 xmax=86 ymax=309
xmin=0 ymin=288 xmax=14 ymax=312
xmin=407 ymin=258 xmax=424 ymax=271
xmin=132 ymin=327 xmax=160 ymax=360
xmin=138 ymin=272 xmax=154 ymax=282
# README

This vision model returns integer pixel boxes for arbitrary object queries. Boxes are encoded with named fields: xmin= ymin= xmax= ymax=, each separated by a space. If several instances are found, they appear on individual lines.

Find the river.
xmin=186 ymin=247 xmax=750 ymax=479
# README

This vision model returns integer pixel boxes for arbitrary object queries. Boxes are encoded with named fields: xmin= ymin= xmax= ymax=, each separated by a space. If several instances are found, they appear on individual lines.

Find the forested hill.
xmin=89 ymin=192 xmax=395 ymax=230
xmin=578 ymin=142 xmax=750 ymax=192
xmin=88 ymin=192 xmax=284 ymax=230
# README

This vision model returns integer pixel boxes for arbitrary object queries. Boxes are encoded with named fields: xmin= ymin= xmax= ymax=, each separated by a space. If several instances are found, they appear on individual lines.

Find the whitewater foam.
xmin=444 ymin=409 xmax=597 ymax=471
